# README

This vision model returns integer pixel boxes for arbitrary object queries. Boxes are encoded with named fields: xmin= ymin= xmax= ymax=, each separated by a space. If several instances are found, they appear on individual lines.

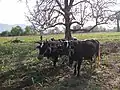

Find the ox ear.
xmin=36 ymin=45 xmax=40 ymax=49
xmin=50 ymin=37 xmax=55 ymax=41
xmin=35 ymin=41 xmax=42 ymax=44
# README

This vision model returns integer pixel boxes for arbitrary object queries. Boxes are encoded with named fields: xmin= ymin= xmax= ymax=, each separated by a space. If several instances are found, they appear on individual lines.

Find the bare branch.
xmin=72 ymin=0 xmax=92 ymax=6
xmin=53 ymin=9 xmax=65 ymax=17
xmin=70 ymin=21 xmax=83 ymax=26
xmin=88 ymin=22 xmax=108 ymax=32
xmin=55 ymin=0 xmax=64 ymax=11
xmin=45 ymin=22 xmax=65 ymax=29
xmin=69 ymin=0 xmax=74 ymax=7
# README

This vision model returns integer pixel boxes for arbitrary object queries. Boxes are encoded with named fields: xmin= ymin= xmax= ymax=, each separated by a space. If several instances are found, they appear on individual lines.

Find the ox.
xmin=36 ymin=40 xmax=59 ymax=67
xmin=36 ymin=39 xmax=70 ymax=67
xmin=68 ymin=39 xmax=100 ymax=76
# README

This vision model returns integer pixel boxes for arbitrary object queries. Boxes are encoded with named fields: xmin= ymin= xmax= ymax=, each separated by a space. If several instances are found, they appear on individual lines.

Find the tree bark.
xmin=64 ymin=16 xmax=72 ymax=40
xmin=63 ymin=0 xmax=73 ymax=40
xmin=65 ymin=24 xmax=72 ymax=40
xmin=117 ymin=19 xmax=120 ymax=32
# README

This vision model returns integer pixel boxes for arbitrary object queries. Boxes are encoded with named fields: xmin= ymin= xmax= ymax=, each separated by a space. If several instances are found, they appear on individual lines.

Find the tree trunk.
xmin=64 ymin=12 xmax=72 ymax=40
xmin=117 ymin=19 xmax=120 ymax=32
xmin=65 ymin=25 xmax=72 ymax=40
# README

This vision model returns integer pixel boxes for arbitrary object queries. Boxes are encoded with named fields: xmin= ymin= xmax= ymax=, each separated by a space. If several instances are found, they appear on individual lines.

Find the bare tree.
xmin=88 ymin=0 xmax=117 ymax=31
xmin=26 ymin=0 xmax=117 ymax=39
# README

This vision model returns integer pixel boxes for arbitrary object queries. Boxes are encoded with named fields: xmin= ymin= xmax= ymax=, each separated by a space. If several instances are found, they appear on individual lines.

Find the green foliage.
xmin=24 ymin=26 xmax=32 ymax=35
xmin=0 ymin=31 xmax=10 ymax=36
xmin=0 ymin=43 xmax=45 ymax=89
xmin=11 ymin=26 xmax=24 ymax=36
xmin=0 ymin=43 xmax=36 ymax=72
xmin=0 ymin=25 xmax=38 ymax=37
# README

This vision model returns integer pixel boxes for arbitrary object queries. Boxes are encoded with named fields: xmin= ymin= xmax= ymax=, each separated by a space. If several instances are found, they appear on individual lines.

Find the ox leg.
xmin=90 ymin=57 xmax=93 ymax=70
xmin=69 ymin=57 xmax=73 ymax=67
xmin=53 ymin=60 xmax=56 ymax=67
xmin=53 ymin=57 xmax=58 ymax=67
xmin=77 ymin=59 xmax=82 ymax=77
xmin=74 ymin=61 xmax=77 ymax=75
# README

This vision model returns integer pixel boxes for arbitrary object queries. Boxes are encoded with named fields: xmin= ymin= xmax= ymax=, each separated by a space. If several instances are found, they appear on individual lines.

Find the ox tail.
xmin=97 ymin=42 xmax=100 ymax=67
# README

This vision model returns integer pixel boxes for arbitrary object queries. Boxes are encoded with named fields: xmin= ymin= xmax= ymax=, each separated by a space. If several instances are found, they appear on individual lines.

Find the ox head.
xmin=67 ymin=40 xmax=80 ymax=67
xmin=63 ymin=40 xmax=71 ymax=49
xmin=36 ymin=41 xmax=52 ymax=60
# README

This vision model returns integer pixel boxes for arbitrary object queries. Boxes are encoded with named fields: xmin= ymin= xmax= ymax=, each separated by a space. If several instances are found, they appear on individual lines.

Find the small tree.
xmin=24 ymin=26 xmax=32 ymax=35
xmin=11 ymin=26 xmax=23 ymax=36
xmin=0 ymin=31 xmax=10 ymax=36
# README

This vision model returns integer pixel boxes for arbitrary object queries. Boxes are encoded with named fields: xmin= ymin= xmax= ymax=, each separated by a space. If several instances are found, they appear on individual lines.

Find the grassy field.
xmin=0 ymin=32 xmax=120 ymax=43
xmin=0 ymin=32 xmax=120 ymax=90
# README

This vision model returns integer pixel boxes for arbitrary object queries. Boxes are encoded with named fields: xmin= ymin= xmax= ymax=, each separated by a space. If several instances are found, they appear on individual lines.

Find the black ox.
xmin=68 ymin=39 xmax=100 ymax=76
xmin=36 ymin=38 xmax=100 ymax=76
xmin=36 ymin=39 xmax=70 ymax=67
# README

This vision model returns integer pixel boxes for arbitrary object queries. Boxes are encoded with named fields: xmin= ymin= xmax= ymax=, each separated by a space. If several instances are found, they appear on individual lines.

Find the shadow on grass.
xmin=0 ymin=61 xmax=98 ymax=90
xmin=44 ymin=67 xmax=100 ymax=90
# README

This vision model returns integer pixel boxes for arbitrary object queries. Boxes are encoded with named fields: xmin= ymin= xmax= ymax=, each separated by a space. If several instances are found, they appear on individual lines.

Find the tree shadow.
xmin=0 ymin=59 xmax=101 ymax=90
xmin=44 ymin=67 xmax=99 ymax=90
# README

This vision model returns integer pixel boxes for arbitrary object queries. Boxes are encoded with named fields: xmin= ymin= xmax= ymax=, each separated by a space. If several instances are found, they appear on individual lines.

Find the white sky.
xmin=0 ymin=0 xmax=119 ymax=25
xmin=0 ymin=0 xmax=28 ymax=25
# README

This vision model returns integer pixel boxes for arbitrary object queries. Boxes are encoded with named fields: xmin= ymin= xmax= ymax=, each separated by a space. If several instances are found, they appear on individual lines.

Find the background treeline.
xmin=0 ymin=25 xmax=118 ymax=36
xmin=0 ymin=26 xmax=37 ymax=36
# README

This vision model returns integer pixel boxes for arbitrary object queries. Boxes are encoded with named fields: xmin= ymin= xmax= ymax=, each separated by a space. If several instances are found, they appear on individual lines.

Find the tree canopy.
xmin=11 ymin=26 xmax=24 ymax=36
xmin=0 ymin=31 xmax=10 ymax=36
xmin=0 ymin=25 xmax=36 ymax=36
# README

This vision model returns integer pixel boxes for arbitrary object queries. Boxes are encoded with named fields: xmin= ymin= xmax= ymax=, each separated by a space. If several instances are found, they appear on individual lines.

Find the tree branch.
xmin=88 ymin=22 xmax=108 ymax=32
xmin=55 ymin=0 xmax=64 ymax=11
xmin=50 ymin=22 xmax=65 ymax=27
xmin=70 ymin=21 xmax=83 ymax=26
xmin=72 ymin=0 xmax=92 ymax=7
xmin=53 ymin=9 xmax=65 ymax=17
xmin=44 ymin=22 xmax=65 ymax=30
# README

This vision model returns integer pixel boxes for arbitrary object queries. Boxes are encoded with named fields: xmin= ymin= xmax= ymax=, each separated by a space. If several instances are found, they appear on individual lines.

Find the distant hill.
xmin=0 ymin=23 xmax=26 ymax=32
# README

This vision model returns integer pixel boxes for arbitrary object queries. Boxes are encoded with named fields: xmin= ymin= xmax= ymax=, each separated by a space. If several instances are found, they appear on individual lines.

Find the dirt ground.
xmin=0 ymin=42 xmax=120 ymax=90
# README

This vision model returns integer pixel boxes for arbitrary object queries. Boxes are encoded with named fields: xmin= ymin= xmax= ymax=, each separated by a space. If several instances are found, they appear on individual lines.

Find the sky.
xmin=0 ymin=0 xmax=29 ymax=25
xmin=0 ymin=0 xmax=119 ymax=26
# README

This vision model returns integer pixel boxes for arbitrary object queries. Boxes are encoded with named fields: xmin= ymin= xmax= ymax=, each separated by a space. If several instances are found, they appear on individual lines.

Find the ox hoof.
xmin=74 ymin=72 xmax=76 ymax=75
xmin=53 ymin=65 xmax=56 ymax=67
xmin=77 ymin=74 xmax=80 ymax=77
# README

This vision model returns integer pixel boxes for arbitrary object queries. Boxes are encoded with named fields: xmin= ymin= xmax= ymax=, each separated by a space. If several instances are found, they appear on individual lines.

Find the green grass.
xmin=72 ymin=32 xmax=120 ymax=42
xmin=0 ymin=32 xmax=120 ymax=43
xmin=0 ymin=43 xmax=37 ymax=72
